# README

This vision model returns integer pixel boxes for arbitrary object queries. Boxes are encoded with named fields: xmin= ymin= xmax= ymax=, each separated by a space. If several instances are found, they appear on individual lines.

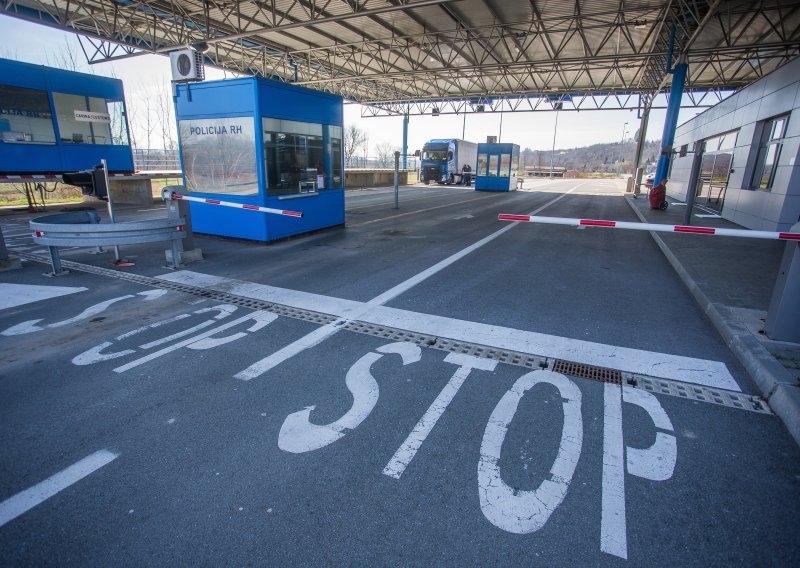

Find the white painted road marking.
xmin=1 ymin=290 xmax=168 ymax=336
xmin=383 ymin=352 xmax=497 ymax=479
xmin=113 ymin=310 xmax=277 ymax=373
xmin=600 ymin=384 xmax=677 ymax=560
xmin=160 ymin=270 xmax=737 ymax=390
xmin=278 ymin=342 xmax=421 ymax=453
xmin=205 ymin=185 xmax=583 ymax=383
xmin=478 ymin=370 xmax=583 ymax=534
xmin=0 ymin=450 xmax=119 ymax=528
xmin=0 ymin=283 xmax=87 ymax=311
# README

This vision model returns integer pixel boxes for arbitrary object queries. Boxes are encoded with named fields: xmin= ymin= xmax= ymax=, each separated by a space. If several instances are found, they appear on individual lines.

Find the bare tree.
xmin=156 ymin=83 xmax=177 ymax=151
xmin=375 ymin=142 xmax=397 ymax=168
xmin=344 ymin=124 xmax=367 ymax=167
xmin=44 ymin=37 xmax=90 ymax=73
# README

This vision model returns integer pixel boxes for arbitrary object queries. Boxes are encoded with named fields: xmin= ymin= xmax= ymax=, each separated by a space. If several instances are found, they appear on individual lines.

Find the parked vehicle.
xmin=419 ymin=139 xmax=478 ymax=184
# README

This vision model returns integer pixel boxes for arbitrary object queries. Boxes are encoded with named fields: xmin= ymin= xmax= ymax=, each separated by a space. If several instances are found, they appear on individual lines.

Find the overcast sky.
xmin=1 ymin=14 xmax=708 ymax=154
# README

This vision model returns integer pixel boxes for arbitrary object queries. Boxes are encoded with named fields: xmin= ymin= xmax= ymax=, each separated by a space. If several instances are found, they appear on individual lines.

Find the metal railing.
xmin=132 ymin=148 xmax=181 ymax=171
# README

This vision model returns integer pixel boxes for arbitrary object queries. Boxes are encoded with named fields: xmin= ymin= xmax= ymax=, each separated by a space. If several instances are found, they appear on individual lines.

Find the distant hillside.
xmin=521 ymin=140 xmax=661 ymax=174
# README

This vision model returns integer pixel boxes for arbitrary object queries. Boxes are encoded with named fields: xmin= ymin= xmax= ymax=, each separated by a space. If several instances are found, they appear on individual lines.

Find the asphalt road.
xmin=1 ymin=179 xmax=798 ymax=566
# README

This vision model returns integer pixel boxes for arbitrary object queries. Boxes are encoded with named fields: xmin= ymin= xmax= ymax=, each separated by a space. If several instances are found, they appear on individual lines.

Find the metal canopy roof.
xmin=3 ymin=0 xmax=800 ymax=115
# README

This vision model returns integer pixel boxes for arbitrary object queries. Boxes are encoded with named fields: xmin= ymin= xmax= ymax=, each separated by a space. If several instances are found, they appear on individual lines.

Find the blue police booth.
xmin=0 ymin=58 xmax=134 ymax=173
xmin=475 ymin=143 xmax=520 ymax=191
xmin=174 ymin=77 xmax=344 ymax=242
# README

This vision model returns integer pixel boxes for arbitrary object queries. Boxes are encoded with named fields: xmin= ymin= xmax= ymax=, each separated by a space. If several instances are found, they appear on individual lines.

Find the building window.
xmin=751 ymin=115 xmax=788 ymax=191
xmin=52 ymin=92 xmax=129 ymax=145
xmin=0 ymin=84 xmax=56 ymax=144
xmin=178 ymin=116 xmax=259 ymax=196
xmin=263 ymin=118 xmax=341 ymax=196
xmin=488 ymin=155 xmax=499 ymax=177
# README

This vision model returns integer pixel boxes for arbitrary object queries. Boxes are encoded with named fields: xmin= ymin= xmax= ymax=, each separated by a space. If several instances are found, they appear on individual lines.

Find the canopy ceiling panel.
xmin=2 ymin=0 xmax=799 ymax=113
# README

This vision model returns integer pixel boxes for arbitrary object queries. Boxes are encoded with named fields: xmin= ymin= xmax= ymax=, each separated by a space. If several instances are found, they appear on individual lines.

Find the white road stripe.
xmin=0 ymin=450 xmax=119 ymax=528
xmin=159 ymin=269 xmax=738 ymax=390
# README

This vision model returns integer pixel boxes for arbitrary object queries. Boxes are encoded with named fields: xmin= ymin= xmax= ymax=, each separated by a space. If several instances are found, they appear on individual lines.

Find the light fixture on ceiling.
xmin=431 ymin=107 xmax=440 ymax=116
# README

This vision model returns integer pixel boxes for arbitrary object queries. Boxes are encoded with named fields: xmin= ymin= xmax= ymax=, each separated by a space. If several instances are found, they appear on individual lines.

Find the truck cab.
xmin=420 ymin=140 xmax=453 ymax=184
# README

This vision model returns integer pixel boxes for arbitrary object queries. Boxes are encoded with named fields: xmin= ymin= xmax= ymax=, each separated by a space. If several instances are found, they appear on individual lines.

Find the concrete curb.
xmin=624 ymin=197 xmax=800 ymax=446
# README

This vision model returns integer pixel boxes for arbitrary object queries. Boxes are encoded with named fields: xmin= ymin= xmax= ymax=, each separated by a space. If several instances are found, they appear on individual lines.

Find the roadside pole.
xmin=101 ymin=159 xmax=121 ymax=261
xmin=394 ymin=151 xmax=400 ymax=209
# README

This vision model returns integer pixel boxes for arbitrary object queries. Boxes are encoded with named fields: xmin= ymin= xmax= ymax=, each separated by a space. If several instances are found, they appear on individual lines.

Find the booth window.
xmin=0 ymin=84 xmax=56 ymax=144
xmin=500 ymin=154 xmax=511 ymax=177
xmin=178 ymin=117 xmax=259 ymax=196
xmin=751 ymin=115 xmax=788 ymax=191
xmin=263 ymin=118 xmax=343 ymax=196
xmin=511 ymin=153 xmax=519 ymax=176
xmin=488 ymin=155 xmax=499 ymax=177
xmin=53 ymin=92 xmax=128 ymax=145
xmin=477 ymin=153 xmax=488 ymax=176
xmin=329 ymin=125 xmax=343 ymax=188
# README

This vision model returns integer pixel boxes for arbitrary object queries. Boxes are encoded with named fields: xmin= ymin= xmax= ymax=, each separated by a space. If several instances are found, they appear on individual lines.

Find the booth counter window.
xmin=500 ymin=154 xmax=511 ymax=177
xmin=477 ymin=153 xmax=487 ymax=176
xmin=179 ymin=117 xmax=259 ymax=196
xmin=263 ymin=118 xmax=343 ymax=196
xmin=52 ymin=93 xmax=129 ymax=146
xmin=0 ymin=84 xmax=56 ymax=144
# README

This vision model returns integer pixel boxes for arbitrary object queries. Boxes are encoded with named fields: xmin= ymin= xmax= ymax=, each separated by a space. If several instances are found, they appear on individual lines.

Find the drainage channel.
xmin=16 ymin=252 xmax=772 ymax=415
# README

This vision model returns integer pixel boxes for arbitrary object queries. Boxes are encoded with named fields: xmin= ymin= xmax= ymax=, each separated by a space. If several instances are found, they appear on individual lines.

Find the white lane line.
xmin=0 ymin=283 xmax=88 ymax=310
xmin=0 ymin=450 xmax=119 ymax=528
xmin=181 ymin=185 xmax=583 ymax=382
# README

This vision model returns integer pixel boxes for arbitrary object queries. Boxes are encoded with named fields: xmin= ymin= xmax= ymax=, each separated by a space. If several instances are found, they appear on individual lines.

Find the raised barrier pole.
xmin=162 ymin=190 xmax=303 ymax=218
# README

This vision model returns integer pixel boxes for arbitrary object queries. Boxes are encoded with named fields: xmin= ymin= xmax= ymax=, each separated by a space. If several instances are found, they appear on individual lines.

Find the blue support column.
xmin=402 ymin=113 xmax=409 ymax=170
xmin=655 ymin=63 xmax=687 ymax=185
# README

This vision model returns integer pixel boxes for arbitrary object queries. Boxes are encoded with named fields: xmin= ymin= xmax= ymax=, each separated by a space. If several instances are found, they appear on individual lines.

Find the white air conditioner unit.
xmin=170 ymin=49 xmax=205 ymax=82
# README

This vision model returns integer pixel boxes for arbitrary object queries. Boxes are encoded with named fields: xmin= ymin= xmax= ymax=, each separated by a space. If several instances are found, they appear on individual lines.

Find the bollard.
xmin=0 ymin=226 xmax=22 ymax=271
xmin=163 ymin=185 xmax=204 ymax=266
xmin=766 ymin=221 xmax=800 ymax=342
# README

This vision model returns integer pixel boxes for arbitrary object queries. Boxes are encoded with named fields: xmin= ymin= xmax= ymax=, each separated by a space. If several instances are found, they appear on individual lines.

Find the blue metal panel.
xmin=258 ymin=80 xmax=342 ymax=124
xmin=266 ymin=190 xmax=345 ymax=240
xmin=475 ymin=143 xmax=519 ymax=191
xmin=174 ymin=79 xmax=255 ymax=118
xmin=188 ymin=199 xmax=269 ymax=241
xmin=0 ymin=58 xmax=133 ymax=173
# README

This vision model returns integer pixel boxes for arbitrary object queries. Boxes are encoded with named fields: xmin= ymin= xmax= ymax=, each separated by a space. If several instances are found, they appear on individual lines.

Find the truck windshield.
xmin=422 ymin=149 xmax=448 ymax=161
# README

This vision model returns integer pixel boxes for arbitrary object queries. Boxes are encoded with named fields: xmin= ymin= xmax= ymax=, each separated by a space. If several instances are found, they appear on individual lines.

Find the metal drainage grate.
xmin=552 ymin=359 xmax=622 ymax=384
xmin=17 ymin=252 xmax=337 ymax=326
xmin=635 ymin=376 xmax=772 ymax=414
xmin=343 ymin=320 xmax=548 ymax=370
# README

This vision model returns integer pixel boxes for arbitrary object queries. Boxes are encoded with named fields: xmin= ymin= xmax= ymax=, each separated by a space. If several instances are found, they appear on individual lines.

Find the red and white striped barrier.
xmin=498 ymin=214 xmax=800 ymax=241
xmin=168 ymin=192 xmax=303 ymax=218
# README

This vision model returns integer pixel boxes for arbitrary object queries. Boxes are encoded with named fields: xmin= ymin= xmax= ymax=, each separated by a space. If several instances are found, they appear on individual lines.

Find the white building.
xmin=667 ymin=56 xmax=800 ymax=231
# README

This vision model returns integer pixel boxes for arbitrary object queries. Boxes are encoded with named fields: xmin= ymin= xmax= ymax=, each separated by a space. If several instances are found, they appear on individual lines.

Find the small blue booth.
xmin=0 ymin=58 xmax=134 ymax=174
xmin=174 ymin=77 xmax=344 ymax=242
xmin=475 ymin=143 xmax=520 ymax=191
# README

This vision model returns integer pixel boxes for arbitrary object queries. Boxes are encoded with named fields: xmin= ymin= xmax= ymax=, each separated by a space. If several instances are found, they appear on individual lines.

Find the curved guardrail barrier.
xmin=30 ymin=214 xmax=186 ymax=276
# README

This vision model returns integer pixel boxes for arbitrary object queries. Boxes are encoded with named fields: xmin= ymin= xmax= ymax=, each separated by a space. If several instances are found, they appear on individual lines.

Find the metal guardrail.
xmin=31 ymin=214 xmax=186 ymax=275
